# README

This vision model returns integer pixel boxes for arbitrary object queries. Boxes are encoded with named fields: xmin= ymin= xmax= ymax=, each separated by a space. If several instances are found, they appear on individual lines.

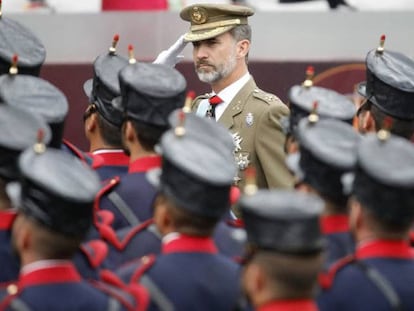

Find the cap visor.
xmin=83 ymin=79 xmax=93 ymax=100
xmin=146 ymin=168 xmax=162 ymax=189
xmin=6 ymin=182 xmax=22 ymax=209
xmin=286 ymin=152 xmax=304 ymax=182
xmin=184 ymin=25 xmax=235 ymax=42
xmin=357 ymin=82 xmax=367 ymax=97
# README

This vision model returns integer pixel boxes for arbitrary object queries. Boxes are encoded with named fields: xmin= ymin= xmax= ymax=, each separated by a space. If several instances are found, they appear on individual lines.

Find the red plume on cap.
xmin=376 ymin=34 xmax=386 ymax=54
xmin=174 ymin=110 xmax=186 ymax=137
xmin=109 ymin=34 xmax=120 ymax=54
xmin=9 ymin=54 xmax=19 ymax=75
xmin=303 ymin=65 xmax=315 ymax=88
xmin=183 ymin=90 xmax=196 ymax=113
xmin=244 ymin=166 xmax=257 ymax=196
xmin=128 ymin=44 xmax=137 ymax=64
xmin=9 ymin=54 xmax=18 ymax=75
xmin=33 ymin=128 xmax=46 ymax=154
xmin=308 ymin=101 xmax=319 ymax=124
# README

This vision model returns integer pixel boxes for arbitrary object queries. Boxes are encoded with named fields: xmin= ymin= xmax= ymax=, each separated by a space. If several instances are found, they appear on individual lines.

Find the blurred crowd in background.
xmin=5 ymin=0 xmax=414 ymax=13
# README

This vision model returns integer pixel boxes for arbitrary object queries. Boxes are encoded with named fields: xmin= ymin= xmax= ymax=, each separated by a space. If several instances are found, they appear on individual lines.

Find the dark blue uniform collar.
xmin=258 ymin=299 xmax=318 ymax=311
xmin=162 ymin=234 xmax=218 ymax=254
xmin=0 ymin=210 xmax=16 ymax=230
xmin=128 ymin=155 xmax=161 ymax=174
xmin=356 ymin=239 xmax=413 ymax=260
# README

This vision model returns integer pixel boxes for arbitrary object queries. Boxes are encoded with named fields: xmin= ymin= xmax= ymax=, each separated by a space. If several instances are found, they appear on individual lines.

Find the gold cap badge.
xmin=191 ymin=6 xmax=208 ymax=25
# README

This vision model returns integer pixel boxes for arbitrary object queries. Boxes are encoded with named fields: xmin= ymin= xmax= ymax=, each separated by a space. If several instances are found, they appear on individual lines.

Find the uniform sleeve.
xmin=254 ymin=101 xmax=294 ymax=189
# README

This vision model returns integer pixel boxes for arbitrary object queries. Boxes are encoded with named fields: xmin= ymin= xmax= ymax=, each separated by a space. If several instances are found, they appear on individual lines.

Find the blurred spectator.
xmin=102 ymin=0 xmax=168 ymax=10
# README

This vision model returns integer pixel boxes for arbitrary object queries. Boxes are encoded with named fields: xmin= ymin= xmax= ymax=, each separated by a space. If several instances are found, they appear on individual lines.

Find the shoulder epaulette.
xmin=96 ymin=210 xmax=115 ymax=227
xmin=80 ymin=240 xmax=109 ymax=269
xmin=99 ymin=219 xmax=155 ymax=251
xmin=93 ymin=271 xmax=149 ymax=311
xmin=252 ymin=88 xmax=280 ymax=104
xmin=319 ymin=255 xmax=355 ymax=290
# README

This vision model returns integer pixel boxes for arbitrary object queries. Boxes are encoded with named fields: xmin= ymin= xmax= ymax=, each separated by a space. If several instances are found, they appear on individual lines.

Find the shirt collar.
xmin=19 ymin=260 xmax=81 ymax=289
xmin=320 ymin=215 xmax=349 ymax=234
xmin=213 ymin=72 xmax=251 ymax=120
xmin=128 ymin=155 xmax=162 ymax=173
xmin=356 ymin=239 xmax=413 ymax=260
xmin=0 ymin=210 xmax=16 ymax=230
xmin=258 ymin=299 xmax=318 ymax=311
xmin=91 ymin=149 xmax=129 ymax=168
xmin=162 ymin=233 xmax=218 ymax=254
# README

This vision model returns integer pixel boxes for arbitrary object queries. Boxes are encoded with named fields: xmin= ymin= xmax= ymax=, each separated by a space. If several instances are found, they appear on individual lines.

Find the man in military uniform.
xmin=180 ymin=3 xmax=293 ymax=189
xmin=116 ymin=111 xmax=243 ymax=311
xmin=83 ymin=34 xmax=130 ymax=181
xmin=0 ymin=8 xmax=46 ymax=76
xmin=287 ymin=115 xmax=360 ymax=268
xmin=0 ymin=106 xmax=51 ymax=284
xmin=0 ymin=60 xmax=90 ymax=162
xmin=317 ymin=129 xmax=414 ymax=310
xmin=240 ymin=188 xmax=325 ymax=311
xmin=357 ymin=36 xmax=414 ymax=140
xmin=96 ymin=53 xmax=187 ymax=230
xmin=0 ymin=141 xmax=147 ymax=310
xmin=283 ymin=66 xmax=356 ymax=155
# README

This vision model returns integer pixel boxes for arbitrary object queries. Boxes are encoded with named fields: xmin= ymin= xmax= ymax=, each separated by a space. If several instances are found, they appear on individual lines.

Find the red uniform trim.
xmin=130 ymin=255 xmax=157 ymax=284
xmin=162 ymin=235 xmax=218 ymax=254
xmin=355 ymin=239 xmax=413 ymax=260
xmin=18 ymin=264 xmax=81 ymax=289
xmin=226 ymin=218 xmax=245 ymax=228
xmin=92 ymin=150 xmax=129 ymax=169
xmin=318 ymin=255 xmax=355 ymax=290
xmin=258 ymin=299 xmax=318 ymax=311
xmin=0 ymin=210 xmax=16 ymax=230
xmin=62 ymin=139 xmax=88 ymax=163
xmin=94 ymin=176 xmax=120 ymax=221
xmin=128 ymin=155 xmax=161 ymax=173
xmin=320 ymin=215 xmax=349 ymax=234
xmin=79 ymin=240 xmax=109 ymax=268
xmin=99 ymin=219 xmax=154 ymax=251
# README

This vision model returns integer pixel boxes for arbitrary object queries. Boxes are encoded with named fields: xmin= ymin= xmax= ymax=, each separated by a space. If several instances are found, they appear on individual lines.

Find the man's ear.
xmin=237 ymin=39 xmax=250 ymax=59
xmin=124 ymin=121 xmax=136 ymax=143
xmin=361 ymin=110 xmax=376 ymax=133
xmin=243 ymin=263 xmax=266 ymax=299
xmin=12 ymin=215 xmax=32 ymax=254
xmin=86 ymin=113 xmax=98 ymax=132
xmin=153 ymin=196 xmax=173 ymax=235
xmin=349 ymin=197 xmax=362 ymax=233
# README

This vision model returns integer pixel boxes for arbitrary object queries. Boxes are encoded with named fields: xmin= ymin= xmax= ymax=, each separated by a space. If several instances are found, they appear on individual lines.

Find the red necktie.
xmin=207 ymin=95 xmax=223 ymax=119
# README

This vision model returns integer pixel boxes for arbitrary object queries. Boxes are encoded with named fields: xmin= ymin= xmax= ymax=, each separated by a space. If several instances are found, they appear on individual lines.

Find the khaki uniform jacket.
xmin=192 ymin=78 xmax=293 ymax=189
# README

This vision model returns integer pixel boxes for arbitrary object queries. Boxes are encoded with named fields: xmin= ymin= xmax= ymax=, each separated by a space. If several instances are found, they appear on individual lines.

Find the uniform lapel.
xmin=218 ymin=78 xmax=256 ymax=129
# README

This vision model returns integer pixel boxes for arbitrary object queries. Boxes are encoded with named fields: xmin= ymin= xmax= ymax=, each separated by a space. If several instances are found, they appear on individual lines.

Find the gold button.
xmin=7 ymin=284 xmax=18 ymax=295
xmin=141 ymin=256 xmax=149 ymax=264
xmin=110 ymin=178 xmax=117 ymax=184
